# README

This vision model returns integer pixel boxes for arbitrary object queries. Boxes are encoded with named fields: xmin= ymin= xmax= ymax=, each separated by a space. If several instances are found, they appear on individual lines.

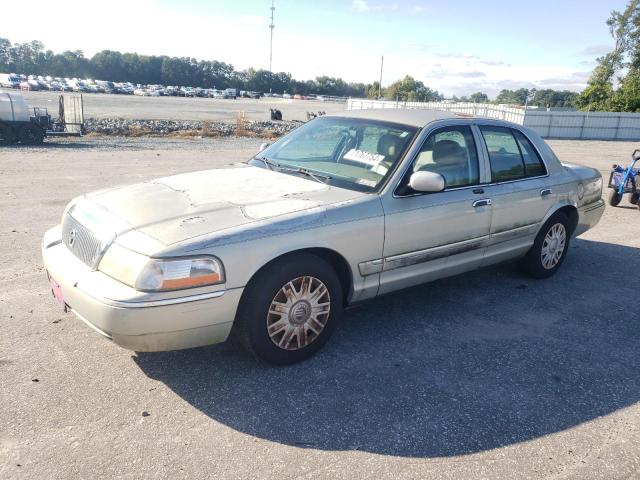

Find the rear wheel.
xmin=520 ymin=212 xmax=570 ymax=279
xmin=0 ymin=123 xmax=14 ymax=146
xmin=18 ymin=124 xmax=44 ymax=145
xmin=608 ymin=190 xmax=623 ymax=207
xmin=630 ymin=191 xmax=639 ymax=205
xmin=234 ymin=253 xmax=342 ymax=365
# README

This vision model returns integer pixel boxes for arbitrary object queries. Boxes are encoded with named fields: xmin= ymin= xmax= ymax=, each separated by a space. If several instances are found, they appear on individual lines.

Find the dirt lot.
xmin=18 ymin=91 xmax=345 ymax=122
xmin=1 ymin=137 xmax=639 ymax=480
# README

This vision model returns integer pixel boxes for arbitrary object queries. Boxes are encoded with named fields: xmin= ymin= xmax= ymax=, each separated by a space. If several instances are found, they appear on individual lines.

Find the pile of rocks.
xmin=84 ymin=118 xmax=301 ymax=138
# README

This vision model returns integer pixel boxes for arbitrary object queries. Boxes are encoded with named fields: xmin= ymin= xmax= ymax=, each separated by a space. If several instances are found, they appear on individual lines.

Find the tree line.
xmin=0 ymin=38 xmax=374 ymax=96
xmin=1 ymin=37 xmax=579 ymax=106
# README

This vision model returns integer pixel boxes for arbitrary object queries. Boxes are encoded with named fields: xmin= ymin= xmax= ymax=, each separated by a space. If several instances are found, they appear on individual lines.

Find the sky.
xmin=2 ymin=0 xmax=630 ymax=96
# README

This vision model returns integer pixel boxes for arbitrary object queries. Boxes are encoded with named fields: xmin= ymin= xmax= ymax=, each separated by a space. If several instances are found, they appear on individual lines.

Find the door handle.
xmin=472 ymin=199 xmax=492 ymax=208
xmin=540 ymin=188 xmax=553 ymax=197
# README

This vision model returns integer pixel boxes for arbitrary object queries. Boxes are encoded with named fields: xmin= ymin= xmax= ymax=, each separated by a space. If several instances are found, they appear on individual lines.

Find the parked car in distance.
xmin=19 ymin=81 xmax=36 ymax=91
xmin=223 ymin=88 xmax=238 ymax=99
xmin=0 ymin=73 xmax=21 ymax=89
xmin=42 ymin=109 xmax=605 ymax=364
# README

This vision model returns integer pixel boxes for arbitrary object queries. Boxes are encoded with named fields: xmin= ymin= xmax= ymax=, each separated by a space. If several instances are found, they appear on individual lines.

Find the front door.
xmin=378 ymin=124 xmax=492 ymax=295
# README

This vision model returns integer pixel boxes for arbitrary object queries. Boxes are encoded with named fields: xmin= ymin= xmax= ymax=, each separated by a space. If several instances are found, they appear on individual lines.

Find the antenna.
xmin=269 ymin=0 xmax=275 ymax=75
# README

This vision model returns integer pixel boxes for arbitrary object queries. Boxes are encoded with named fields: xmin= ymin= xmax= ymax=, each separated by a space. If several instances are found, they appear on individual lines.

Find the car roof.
xmin=328 ymin=108 xmax=458 ymax=128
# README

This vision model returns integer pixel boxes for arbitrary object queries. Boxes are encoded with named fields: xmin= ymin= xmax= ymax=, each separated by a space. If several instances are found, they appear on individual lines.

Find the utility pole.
xmin=378 ymin=55 xmax=384 ymax=99
xmin=269 ymin=0 xmax=275 ymax=94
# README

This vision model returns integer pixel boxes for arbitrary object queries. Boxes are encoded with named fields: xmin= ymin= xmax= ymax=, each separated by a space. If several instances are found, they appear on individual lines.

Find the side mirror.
xmin=408 ymin=171 xmax=445 ymax=193
xmin=259 ymin=142 xmax=270 ymax=152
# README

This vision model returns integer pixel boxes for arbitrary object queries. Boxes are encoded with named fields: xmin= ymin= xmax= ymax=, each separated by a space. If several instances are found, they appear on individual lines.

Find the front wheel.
xmin=234 ymin=253 xmax=343 ymax=365
xmin=608 ymin=189 xmax=623 ymax=207
xmin=520 ymin=212 xmax=571 ymax=279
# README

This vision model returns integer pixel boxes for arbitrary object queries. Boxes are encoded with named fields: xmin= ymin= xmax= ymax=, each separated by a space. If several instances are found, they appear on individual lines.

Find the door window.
xmin=480 ymin=126 xmax=547 ymax=182
xmin=513 ymin=130 xmax=547 ymax=177
xmin=410 ymin=126 xmax=480 ymax=188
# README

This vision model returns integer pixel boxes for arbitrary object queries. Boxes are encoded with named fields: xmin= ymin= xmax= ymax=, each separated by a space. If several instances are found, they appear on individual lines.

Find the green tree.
xmin=610 ymin=70 xmax=640 ymax=112
xmin=469 ymin=92 xmax=489 ymax=103
xmin=576 ymin=0 xmax=640 ymax=111
xmin=384 ymin=75 xmax=441 ymax=101
xmin=495 ymin=88 xmax=529 ymax=105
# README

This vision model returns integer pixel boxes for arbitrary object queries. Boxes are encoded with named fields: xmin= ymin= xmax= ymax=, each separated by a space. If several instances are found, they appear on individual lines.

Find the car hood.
xmin=82 ymin=163 xmax=364 ymax=247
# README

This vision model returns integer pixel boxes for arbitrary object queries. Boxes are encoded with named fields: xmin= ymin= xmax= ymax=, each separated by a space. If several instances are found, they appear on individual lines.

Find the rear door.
xmin=476 ymin=125 xmax=554 ymax=265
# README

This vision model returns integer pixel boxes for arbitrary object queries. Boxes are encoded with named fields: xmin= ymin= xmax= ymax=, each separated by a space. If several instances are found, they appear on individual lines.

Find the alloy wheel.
xmin=266 ymin=276 xmax=331 ymax=350
xmin=541 ymin=223 xmax=566 ymax=270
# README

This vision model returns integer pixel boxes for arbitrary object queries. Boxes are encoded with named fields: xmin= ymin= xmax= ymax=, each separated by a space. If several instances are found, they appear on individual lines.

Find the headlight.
xmin=99 ymin=245 xmax=225 ymax=292
xmin=136 ymin=257 xmax=225 ymax=291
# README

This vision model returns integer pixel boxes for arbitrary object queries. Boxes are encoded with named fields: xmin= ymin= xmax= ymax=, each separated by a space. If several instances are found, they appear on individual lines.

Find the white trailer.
xmin=0 ymin=91 xmax=85 ymax=145
xmin=0 ymin=91 xmax=46 ymax=144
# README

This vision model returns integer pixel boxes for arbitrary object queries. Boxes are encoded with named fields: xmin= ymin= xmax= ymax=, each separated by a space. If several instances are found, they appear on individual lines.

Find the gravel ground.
xmin=1 ymin=138 xmax=639 ymax=480
xmin=18 ymin=91 xmax=345 ymax=122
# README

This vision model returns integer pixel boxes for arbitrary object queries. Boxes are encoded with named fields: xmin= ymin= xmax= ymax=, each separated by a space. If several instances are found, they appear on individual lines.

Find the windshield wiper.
xmin=283 ymin=166 xmax=332 ymax=184
xmin=254 ymin=156 xmax=332 ymax=184
xmin=255 ymin=155 xmax=277 ymax=170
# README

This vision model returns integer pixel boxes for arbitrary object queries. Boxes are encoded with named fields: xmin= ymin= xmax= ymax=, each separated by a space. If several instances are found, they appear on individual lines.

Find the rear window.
xmin=480 ymin=126 xmax=546 ymax=182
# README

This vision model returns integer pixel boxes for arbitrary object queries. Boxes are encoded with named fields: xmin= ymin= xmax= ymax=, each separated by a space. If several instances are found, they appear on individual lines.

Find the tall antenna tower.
xmin=269 ymin=0 xmax=275 ymax=74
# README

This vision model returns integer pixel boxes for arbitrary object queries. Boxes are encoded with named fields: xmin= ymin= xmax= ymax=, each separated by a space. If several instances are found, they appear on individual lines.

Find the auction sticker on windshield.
xmin=343 ymin=149 xmax=385 ymax=167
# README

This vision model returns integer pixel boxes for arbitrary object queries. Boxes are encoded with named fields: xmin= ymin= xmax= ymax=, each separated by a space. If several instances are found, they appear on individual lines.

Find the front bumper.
xmin=41 ymin=226 xmax=243 ymax=352
xmin=575 ymin=198 xmax=606 ymax=237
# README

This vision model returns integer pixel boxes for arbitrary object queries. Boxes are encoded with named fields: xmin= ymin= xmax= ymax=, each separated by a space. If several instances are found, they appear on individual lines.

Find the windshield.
xmin=250 ymin=116 xmax=419 ymax=192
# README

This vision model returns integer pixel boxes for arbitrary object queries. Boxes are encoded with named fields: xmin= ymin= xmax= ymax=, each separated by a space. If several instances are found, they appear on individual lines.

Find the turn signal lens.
xmin=135 ymin=257 xmax=225 ymax=292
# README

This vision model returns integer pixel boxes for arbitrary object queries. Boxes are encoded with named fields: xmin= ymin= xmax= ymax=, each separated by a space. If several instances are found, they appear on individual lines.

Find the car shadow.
xmin=134 ymin=238 xmax=640 ymax=458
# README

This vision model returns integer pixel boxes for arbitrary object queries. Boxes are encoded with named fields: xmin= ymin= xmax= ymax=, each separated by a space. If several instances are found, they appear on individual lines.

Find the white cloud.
xmin=580 ymin=45 xmax=613 ymax=57
xmin=352 ymin=0 xmax=369 ymax=12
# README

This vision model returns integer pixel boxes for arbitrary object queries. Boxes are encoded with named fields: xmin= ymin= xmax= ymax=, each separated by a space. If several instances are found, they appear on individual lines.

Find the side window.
xmin=480 ymin=126 xmax=524 ymax=182
xmin=411 ymin=125 xmax=479 ymax=188
xmin=513 ymin=130 xmax=547 ymax=177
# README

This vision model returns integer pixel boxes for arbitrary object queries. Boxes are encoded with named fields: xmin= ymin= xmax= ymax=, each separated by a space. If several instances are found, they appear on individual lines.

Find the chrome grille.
xmin=62 ymin=213 xmax=105 ymax=268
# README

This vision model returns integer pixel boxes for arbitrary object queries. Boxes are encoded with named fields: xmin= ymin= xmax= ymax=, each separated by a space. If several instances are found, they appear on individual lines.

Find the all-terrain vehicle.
xmin=608 ymin=149 xmax=640 ymax=208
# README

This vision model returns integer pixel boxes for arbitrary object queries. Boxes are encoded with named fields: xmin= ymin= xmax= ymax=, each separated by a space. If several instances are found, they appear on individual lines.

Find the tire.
xmin=630 ymin=191 xmax=639 ymax=205
xmin=234 ymin=253 xmax=343 ymax=365
xmin=18 ymin=124 xmax=44 ymax=145
xmin=520 ymin=212 xmax=571 ymax=279
xmin=608 ymin=189 xmax=623 ymax=207
xmin=0 ymin=123 xmax=14 ymax=146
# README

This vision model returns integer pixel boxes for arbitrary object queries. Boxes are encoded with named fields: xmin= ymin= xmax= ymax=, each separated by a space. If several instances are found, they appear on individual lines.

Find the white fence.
xmin=346 ymin=99 xmax=640 ymax=141
xmin=522 ymin=110 xmax=640 ymax=141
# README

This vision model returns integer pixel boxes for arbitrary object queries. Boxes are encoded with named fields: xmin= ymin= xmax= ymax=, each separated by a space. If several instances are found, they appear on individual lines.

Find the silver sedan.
xmin=42 ymin=109 xmax=605 ymax=364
